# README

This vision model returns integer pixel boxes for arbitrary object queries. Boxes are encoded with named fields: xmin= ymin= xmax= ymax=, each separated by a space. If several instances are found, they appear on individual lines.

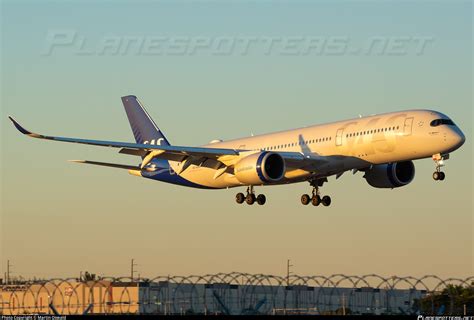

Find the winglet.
xmin=8 ymin=116 xmax=41 ymax=137
xmin=8 ymin=116 xmax=32 ymax=135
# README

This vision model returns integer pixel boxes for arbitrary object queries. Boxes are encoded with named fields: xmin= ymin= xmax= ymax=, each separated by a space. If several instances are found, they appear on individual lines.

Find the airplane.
xmin=8 ymin=95 xmax=465 ymax=207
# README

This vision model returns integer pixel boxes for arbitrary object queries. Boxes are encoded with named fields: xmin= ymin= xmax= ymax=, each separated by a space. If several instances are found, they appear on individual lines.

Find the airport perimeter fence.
xmin=1 ymin=273 xmax=472 ymax=316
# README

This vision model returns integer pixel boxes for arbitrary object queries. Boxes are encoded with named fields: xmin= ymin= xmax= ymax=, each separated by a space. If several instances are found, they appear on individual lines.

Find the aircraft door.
xmin=336 ymin=128 xmax=344 ymax=146
xmin=403 ymin=117 xmax=414 ymax=136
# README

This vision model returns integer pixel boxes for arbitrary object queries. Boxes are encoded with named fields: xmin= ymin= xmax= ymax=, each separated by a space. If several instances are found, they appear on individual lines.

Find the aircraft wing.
xmin=9 ymin=116 xmax=238 ymax=159
xmin=9 ymin=116 xmax=328 ymax=173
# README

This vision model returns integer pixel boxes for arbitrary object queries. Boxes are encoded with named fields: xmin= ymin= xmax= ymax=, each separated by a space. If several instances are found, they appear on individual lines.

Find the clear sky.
xmin=1 ymin=0 xmax=472 ymax=280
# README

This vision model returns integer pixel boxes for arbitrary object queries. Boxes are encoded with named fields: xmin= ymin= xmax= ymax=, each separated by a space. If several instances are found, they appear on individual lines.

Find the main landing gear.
xmin=236 ymin=186 xmax=266 ymax=206
xmin=301 ymin=179 xmax=331 ymax=207
xmin=432 ymin=153 xmax=448 ymax=181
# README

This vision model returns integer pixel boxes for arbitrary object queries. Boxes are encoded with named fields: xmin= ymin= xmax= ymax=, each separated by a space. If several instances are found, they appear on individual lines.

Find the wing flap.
xmin=119 ymin=148 xmax=148 ymax=157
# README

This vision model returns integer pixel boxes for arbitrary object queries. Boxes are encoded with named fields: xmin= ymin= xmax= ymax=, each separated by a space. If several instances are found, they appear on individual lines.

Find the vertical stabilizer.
xmin=121 ymin=95 xmax=170 ymax=146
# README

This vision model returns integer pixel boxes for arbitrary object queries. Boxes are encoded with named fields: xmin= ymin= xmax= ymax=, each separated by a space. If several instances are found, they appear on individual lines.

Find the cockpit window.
xmin=430 ymin=119 xmax=455 ymax=127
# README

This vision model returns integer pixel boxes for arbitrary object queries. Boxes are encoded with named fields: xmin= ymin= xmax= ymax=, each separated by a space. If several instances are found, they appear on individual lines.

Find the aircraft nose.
xmin=458 ymin=130 xmax=466 ymax=146
xmin=451 ymin=128 xmax=466 ymax=150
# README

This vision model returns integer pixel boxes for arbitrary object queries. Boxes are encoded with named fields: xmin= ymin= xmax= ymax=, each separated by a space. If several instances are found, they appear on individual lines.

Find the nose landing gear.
xmin=301 ymin=179 xmax=332 ymax=207
xmin=236 ymin=186 xmax=266 ymax=205
xmin=432 ymin=153 xmax=448 ymax=181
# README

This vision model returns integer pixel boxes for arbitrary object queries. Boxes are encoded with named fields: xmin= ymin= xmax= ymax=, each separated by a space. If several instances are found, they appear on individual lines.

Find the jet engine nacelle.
xmin=234 ymin=152 xmax=286 ymax=185
xmin=364 ymin=161 xmax=415 ymax=188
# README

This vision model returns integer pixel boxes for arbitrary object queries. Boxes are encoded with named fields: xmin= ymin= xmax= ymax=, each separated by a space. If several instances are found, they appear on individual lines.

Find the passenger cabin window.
xmin=430 ymin=119 xmax=455 ymax=127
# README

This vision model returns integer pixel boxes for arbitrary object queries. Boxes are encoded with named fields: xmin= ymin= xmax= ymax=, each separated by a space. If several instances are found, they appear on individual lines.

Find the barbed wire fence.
xmin=1 ymin=273 xmax=472 ymax=315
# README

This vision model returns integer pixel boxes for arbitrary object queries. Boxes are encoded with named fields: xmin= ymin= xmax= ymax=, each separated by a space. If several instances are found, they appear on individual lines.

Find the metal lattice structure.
xmin=1 ymin=273 xmax=472 ymax=315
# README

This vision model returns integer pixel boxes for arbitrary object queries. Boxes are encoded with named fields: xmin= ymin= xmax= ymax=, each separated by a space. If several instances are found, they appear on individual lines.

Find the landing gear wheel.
xmin=256 ymin=194 xmax=266 ymax=205
xmin=311 ymin=195 xmax=321 ymax=206
xmin=301 ymin=194 xmax=311 ymax=205
xmin=321 ymin=195 xmax=332 ymax=207
xmin=236 ymin=192 xmax=245 ymax=204
xmin=304 ymin=179 xmax=332 ymax=207
xmin=432 ymin=154 xmax=449 ymax=182
xmin=246 ymin=193 xmax=256 ymax=205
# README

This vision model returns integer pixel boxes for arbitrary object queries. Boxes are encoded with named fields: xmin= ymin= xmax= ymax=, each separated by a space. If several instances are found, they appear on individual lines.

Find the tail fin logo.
xmin=144 ymin=138 xmax=164 ymax=145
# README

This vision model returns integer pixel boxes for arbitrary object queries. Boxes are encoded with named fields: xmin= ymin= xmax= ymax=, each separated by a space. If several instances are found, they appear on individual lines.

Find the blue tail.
xmin=121 ymin=95 xmax=170 ymax=146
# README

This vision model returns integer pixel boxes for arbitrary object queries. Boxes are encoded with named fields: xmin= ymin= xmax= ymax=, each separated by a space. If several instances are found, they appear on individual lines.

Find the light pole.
xmin=286 ymin=259 xmax=293 ymax=287
xmin=131 ymin=259 xmax=138 ymax=282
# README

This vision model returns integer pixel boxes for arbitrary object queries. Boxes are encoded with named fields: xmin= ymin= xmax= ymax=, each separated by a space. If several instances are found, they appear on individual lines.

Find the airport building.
xmin=1 ymin=278 xmax=426 ymax=315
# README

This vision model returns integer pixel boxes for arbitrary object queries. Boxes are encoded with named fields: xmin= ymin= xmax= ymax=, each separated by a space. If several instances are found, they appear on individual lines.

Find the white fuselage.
xmin=168 ymin=109 xmax=465 ymax=189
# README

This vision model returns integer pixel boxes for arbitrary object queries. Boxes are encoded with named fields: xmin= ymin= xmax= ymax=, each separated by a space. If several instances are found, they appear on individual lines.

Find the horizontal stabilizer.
xmin=68 ymin=160 xmax=139 ymax=170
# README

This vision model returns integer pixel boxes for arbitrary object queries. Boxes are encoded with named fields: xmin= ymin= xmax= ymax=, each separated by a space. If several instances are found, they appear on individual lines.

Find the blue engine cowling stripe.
xmin=386 ymin=163 xmax=402 ymax=187
xmin=256 ymin=152 xmax=269 ymax=183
